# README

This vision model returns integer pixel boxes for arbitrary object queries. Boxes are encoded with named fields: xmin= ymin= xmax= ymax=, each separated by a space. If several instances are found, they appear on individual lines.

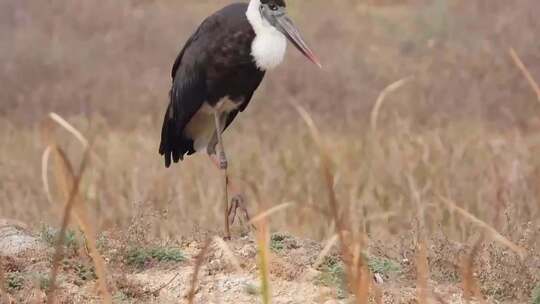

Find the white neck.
xmin=246 ymin=0 xmax=287 ymax=70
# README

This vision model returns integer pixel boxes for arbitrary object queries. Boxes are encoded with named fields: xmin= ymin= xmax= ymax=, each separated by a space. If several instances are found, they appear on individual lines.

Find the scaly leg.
xmin=213 ymin=111 xmax=230 ymax=240
xmin=209 ymin=155 xmax=253 ymax=228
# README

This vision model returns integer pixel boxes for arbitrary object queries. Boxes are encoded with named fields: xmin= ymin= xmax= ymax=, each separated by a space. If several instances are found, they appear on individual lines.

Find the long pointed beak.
xmin=275 ymin=15 xmax=322 ymax=68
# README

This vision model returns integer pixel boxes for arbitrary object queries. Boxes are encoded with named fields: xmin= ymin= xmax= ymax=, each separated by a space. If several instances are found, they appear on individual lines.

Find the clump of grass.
xmin=113 ymin=291 xmax=129 ymax=303
xmin=367 ymin=256 xmax=401 ymax=277
xmin=96 ymin=233 xmax=109 ymax=252
xmin=36 ymin=273 xmax=51 ymax=291
xmin=74 ymin=263 xmax=97 ymax=283
xmin=314 ymin=256 xmax=347 ymax=299
xmin=6 ymin=273 xmax=24 ymax=293
xmin=125 ymin=246 xmax=185 ymax=269
xmin=39 ymin=225 xmax=79 ymax=252
xmin=532 ymin=284 xmax=540 ymax=304
xmin=270 ymin=234 xmax=286 ymax=252
xmin=270 ymin=233 xmax=299 ymax=252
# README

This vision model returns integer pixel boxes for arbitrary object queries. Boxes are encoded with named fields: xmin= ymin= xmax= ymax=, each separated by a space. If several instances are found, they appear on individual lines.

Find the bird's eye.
xmin=269 ymin=4 xmax=278 ymax=11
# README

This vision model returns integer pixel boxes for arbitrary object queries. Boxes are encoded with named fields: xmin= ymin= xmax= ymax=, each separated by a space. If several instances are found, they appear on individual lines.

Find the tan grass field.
xmin=0 ymin=0 xmax=539 ymax=303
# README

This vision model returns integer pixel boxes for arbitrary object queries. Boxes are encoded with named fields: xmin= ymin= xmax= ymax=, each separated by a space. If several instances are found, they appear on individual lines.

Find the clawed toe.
xmin=227 ymin=194 xmax=252 ymax=227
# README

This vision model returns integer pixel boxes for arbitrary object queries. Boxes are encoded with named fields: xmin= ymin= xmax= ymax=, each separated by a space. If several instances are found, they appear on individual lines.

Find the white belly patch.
xmin=184 ymin=99 xmax=240 ymax=152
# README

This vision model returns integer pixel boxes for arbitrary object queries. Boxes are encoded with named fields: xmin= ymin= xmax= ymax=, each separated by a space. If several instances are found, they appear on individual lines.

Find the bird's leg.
xmin=213 ymin=111 xmax=231 ymax=240
xmin=209 ymin=150 xmax=253 ymax=231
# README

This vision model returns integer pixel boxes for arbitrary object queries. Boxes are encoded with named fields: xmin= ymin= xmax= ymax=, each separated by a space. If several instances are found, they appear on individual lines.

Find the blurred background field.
xmin=1 ymin=0 xmax=539 ymax=302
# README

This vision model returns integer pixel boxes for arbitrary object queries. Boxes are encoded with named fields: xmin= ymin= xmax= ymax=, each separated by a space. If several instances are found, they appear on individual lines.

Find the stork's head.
xmin=247 ymin=0 xmax=322 ymax=69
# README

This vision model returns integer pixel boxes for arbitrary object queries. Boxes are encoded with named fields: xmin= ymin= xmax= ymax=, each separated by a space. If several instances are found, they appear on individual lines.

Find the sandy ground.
xmin=2 ymin=220 xmax=537 ymax=304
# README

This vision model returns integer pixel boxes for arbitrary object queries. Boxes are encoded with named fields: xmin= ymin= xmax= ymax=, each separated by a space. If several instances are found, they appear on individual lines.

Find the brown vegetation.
xmin=1 ymin=0 xmax=539 ymax=303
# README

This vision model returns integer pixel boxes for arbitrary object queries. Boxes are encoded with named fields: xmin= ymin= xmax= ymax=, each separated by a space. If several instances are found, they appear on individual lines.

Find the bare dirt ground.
xmin=1 ymin=221 xmax=538 ymax=303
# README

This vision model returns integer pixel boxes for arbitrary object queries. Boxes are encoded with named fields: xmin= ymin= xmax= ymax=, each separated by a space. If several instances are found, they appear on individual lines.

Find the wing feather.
xmin=159 ymin=17 xmax=219 ymax=167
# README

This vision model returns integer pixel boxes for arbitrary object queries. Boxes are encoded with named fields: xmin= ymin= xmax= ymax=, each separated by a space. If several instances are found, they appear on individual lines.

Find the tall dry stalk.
xmin=510 ymin=48 xmax=540 ymax=103
xmin=255 ymin=220 xmax=271 ymax=304
xmin=408 ymin=175 xmax=431 ymax=303
xmin=187 ymin=238 xmax=211 ymax=304
xmin=370 ymin=76 xmax=414 ymax=133
xmin=44 ymin=146 xmax=91 ymax=304
xmin=295 ymin=104 xmax=373 ymax=303
xmin=439 ymin=196 xmax=527 ymax=259
xmin=415 ymin=239 xmax=430 ymax=304
xmin=461 ymin=236 xmax=488 ymax=304
xmin=42 ymin=113 xmax=112 ymax=304
xmin=0 ymin=257 xmax=8 ymax=304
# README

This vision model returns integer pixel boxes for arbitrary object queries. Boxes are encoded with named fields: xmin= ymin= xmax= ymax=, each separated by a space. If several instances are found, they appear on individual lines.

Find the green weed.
xmin=367 ymin=256 xmax=401 ymax=277
xmin=39 ymin=225 xmax=79 ymax=251
xmin=125 ymin=246 xmax=185 ymax=269
xmin=532 ymin=284 xmax=540 ymax=304
xmin=315 ymin=256 xmax=347 ymax=299
xmin=6 ymin=273 xmax=24 ymax=293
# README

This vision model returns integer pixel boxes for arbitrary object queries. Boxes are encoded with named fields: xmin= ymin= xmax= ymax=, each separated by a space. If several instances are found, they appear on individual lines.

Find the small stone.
xmin=0 ymin=220 xmax=45 ymax=256
xmin=239 ymin=244 xmax=257 ymax=258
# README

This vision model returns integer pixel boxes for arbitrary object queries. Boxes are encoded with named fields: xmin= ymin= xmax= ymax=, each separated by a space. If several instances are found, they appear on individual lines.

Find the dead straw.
xmin=461 ymin=235 xmax=488 ymax=304
xmin=294 ymin=104 xmax=373 ymax=303
xmin=509 ymin=48 xmax=540 ymax=103
xmin=370 ymin=76 xmax=413 ymax=132
xmin=439 ymin=196 xmax=527 ymax=259
xmin=187 ymin=238 xmax=211 ymax=304
xmin=45 ymin=146 xmax=91 ymax=304
xmin=0 ymin=257 xmax=8 ymax=304
xmin=416 ymin=239 xmax=430 ymax=304
xmin=248 ymin=203 xmax=292 ymax=225
xmin=255 ymin=220 xmax=271 ymax=304
xmin=42 ymin=113 xmax=112 ymax=304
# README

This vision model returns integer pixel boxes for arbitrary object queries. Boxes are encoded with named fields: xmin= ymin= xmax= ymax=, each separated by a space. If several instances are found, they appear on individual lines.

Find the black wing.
xmin=159 ymin=3 xmax=255 ymax=168
xmin=159 ymin=18 xmax=213 ymax=168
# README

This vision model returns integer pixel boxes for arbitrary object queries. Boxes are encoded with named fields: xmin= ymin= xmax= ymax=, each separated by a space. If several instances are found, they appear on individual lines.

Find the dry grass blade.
xmin=248 ymin=203 xmax=292 ymax=225
xmin=256 ymin=220 xmax=271 ymax=304
xmin=46 ymin=146 xmax=91 ymax=304
xmin=439 ymin=196 xmax=527 ymax=259
xmin=416 ymin=239 xmax=430 ymax=304
xmin=187 ymin=238 xmax=211 ymax=304
xmin=0 ymin=257 xmax=8 ymax=304
xmin=49 ymin=112 xmax=89 ymax=148
xmin=41 ymin=146 xmax=54 ymax=205
xmin=461 ymin=236 xmax=488 ymax=304
xmin=293 ymin=104 xmax=347 ymax=242
xmin=49 ymin=147 xmax=112 ymax=303
xmin=313 ymin=234 xmax=339 ymax=270
xmin=44 ymin=113 xmax=112 ymax=304
xmin=295 ymin=104 xmax=368 ymax=302
xmin=153 ymin=272 xmax=180 ymax=295
xmin=352 ymin=246 xmax=370 ymax=304
xmin=364 ymin=212 xmax=396 ymax=224
xmin=509 ymin=48 xmax=540 ymax=103
xmin=370 ymin=76 xmax=413 ymax=132
xmin=213 ymin=236 xmax=242 ymax=272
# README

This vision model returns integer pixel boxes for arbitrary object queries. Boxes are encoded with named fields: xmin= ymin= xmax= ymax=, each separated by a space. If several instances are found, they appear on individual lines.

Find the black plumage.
xmin=159 ymin=3 xmax=265 ymax=168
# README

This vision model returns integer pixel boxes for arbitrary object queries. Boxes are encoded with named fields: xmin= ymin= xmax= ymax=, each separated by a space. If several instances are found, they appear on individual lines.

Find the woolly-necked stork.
xmin=159 ymin=0 xmax=321 ymax=238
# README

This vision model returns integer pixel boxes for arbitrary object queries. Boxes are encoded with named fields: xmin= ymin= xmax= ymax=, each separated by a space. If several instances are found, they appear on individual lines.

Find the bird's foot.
xmin=227 ymin=194 xmax=253 ymax=229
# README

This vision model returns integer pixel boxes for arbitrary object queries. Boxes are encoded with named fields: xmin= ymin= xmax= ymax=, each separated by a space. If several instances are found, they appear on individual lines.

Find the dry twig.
xmin=510 ymin=48 xmax=540 ymax=103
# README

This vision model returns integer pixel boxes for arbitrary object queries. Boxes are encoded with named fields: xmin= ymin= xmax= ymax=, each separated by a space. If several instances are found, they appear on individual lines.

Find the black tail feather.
xmin=159 ymin=104 xmax=195 ymax=168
